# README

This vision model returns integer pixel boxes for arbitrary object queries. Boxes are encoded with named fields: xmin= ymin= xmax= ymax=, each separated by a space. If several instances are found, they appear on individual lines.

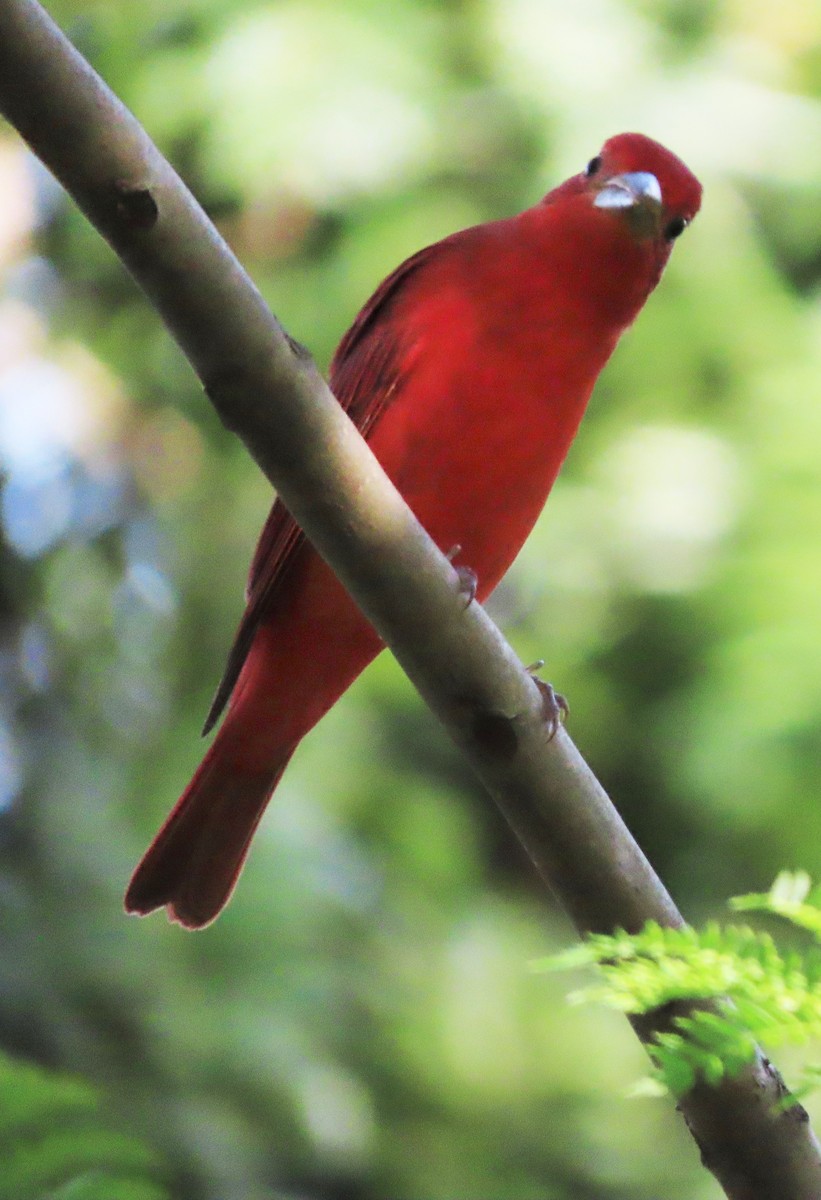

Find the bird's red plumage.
xmin=125 ymin=132 xmax=702 ymax=928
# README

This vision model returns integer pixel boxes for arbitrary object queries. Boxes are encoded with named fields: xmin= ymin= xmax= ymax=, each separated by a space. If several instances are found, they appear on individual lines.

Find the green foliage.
xmin=733 ymin=868 xmax=821 ymax=937
xmin=0 ymin=1051 xmax=168 ymax=1200
xmin=543 ymin=873 xmax=821 ymax=1099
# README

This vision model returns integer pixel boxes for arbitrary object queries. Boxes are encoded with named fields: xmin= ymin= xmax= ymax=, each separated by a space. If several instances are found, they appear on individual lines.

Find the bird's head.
xmin=582 ymin=131 xmax=702 ymax=249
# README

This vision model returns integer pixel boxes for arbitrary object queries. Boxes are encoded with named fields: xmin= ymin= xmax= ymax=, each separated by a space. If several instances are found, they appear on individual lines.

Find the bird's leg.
xmin=446 ymin=544 xmax=478 ymax=609
xmin=525 ymin=660 xmax=568 ymax=742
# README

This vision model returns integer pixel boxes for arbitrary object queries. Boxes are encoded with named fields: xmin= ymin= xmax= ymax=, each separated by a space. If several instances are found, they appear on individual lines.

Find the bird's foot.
xmin=446 ymin=544 xmax=478 ymax=608
xmin=455 ymin=566 xmax=478 ymax=607
xmin=525 ymin=660 xmax=568 ymax=742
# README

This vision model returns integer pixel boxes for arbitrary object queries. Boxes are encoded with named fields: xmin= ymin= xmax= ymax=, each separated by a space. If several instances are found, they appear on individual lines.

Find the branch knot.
xmin=112 ymin=180 xmax=158 ymax=230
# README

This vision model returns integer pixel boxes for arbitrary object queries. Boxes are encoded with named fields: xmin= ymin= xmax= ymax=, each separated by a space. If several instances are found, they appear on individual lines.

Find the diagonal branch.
xmin=0 ymin=1 xmax=818 ymax=1195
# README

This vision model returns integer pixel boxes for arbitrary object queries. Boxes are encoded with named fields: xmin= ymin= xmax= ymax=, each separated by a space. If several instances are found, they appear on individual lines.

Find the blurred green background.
xmin=1 ymin=0 xmax=821 ymax=1196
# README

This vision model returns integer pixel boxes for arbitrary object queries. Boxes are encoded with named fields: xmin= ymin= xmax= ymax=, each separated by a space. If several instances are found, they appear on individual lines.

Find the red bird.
xmin=126 ymin=132 xmax=702 ymax=928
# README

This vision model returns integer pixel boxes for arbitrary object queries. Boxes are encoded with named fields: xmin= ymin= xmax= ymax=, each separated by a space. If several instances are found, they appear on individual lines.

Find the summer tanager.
xmin=126 ymin=132 xmax=702 ymax=928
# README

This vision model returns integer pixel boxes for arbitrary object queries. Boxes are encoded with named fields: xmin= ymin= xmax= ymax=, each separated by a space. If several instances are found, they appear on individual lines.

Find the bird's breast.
xmin=366 ymin=287 xmax=608 ymax=597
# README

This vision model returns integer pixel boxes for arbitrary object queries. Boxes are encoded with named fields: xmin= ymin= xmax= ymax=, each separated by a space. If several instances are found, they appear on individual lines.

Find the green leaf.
xmin=0 ymin=1052 xmax=169 ymax=1200
xmin=732 ymin=871 xmax=821 ymax=939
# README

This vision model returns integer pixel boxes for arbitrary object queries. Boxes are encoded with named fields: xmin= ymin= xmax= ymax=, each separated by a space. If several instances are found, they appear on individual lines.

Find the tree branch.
xmin=0 ymin=1 xmax=818 ymax=1194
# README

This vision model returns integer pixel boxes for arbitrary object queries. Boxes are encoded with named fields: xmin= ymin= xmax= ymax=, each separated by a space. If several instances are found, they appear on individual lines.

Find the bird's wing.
xmin=202 ymin=244 xmax=436 ymax=735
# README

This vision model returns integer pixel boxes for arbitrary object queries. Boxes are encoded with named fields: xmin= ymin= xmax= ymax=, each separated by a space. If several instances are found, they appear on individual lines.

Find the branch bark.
xmin=0 ymin=1 xmax=818 ymax=1195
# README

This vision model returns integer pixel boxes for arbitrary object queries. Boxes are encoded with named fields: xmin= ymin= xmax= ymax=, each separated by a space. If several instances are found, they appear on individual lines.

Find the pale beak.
xmin=592 ymin=169 xmax=662 ymax=238
xmin=594 ymin=171 xmax=662 ymax=210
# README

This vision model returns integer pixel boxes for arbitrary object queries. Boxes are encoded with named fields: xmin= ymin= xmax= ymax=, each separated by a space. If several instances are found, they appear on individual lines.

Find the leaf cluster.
xmin=0 ymin=1051 xmax=169 ymax=1200
xmin=542 ymin=872 xmax=821 ymax=1099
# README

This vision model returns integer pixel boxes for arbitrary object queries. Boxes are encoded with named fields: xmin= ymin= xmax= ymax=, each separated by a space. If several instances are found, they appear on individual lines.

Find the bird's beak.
xmin=593 ymin=171 xmax=662 ymax=237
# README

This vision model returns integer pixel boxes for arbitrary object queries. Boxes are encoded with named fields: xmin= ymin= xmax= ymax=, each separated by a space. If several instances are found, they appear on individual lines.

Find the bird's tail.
xmin=124 ymin=744 xmax=291 ymax=929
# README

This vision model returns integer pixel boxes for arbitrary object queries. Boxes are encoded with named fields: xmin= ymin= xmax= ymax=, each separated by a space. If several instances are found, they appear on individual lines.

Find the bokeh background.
xmin=2 ymin=0 xmax=821 ymax=1196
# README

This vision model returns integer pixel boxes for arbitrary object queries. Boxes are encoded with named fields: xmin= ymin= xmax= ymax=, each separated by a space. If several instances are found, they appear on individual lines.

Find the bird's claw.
xmin=525 ymin=661 xmax=568 ymax=742
xmin=446 ymin=545 xmax=478 ymax=608
xmin=455 ymin=566 xmax=478 ymax=608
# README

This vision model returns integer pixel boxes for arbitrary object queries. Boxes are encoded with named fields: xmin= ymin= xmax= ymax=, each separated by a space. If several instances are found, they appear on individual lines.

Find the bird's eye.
xmin=585 ymin=156 xmax=602 ymax=177
xmin=664 ymin=215 xmax=687 ymax=240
